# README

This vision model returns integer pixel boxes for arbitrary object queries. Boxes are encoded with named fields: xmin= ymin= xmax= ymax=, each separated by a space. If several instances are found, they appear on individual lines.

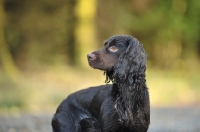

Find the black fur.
xmin=52 ymin=35 xmax=150 ymax=132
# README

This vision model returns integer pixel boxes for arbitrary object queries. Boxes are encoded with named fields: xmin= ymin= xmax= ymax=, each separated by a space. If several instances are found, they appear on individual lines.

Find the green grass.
xmin=0 ymin=64 xmax=200 ymax=115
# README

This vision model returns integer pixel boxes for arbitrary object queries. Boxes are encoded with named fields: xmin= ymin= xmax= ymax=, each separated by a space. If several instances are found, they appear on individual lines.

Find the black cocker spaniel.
xmin=52 ymin=35 xmax=150 ymax=132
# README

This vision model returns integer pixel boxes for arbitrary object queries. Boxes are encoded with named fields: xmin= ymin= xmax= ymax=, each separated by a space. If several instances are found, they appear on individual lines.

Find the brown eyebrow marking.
xmin=104 ymin=39 xmax=115 ymax=47
xmin=109 ymin=40 xmax=115 ymax=46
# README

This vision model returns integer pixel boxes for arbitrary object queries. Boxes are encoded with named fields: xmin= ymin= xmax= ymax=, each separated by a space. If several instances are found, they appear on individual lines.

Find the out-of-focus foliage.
xmin=3 ymin=0 xmax=77 ymax=65
xmin=0 ymin=0 xmax=200 ymax=114
xmin=1 ymin=0 xmax=200 ymax=69
xmin=96 ymin=0 xmax=200 ymax=69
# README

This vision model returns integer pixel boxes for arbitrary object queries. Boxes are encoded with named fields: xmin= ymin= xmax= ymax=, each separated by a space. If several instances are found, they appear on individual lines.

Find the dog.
xmin=52 ymin=35 xmax=150 ymax=132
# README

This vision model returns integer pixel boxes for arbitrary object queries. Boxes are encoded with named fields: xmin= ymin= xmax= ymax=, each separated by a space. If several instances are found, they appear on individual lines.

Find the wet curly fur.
xmin=52 ymin=35 xmax=150 ymax=132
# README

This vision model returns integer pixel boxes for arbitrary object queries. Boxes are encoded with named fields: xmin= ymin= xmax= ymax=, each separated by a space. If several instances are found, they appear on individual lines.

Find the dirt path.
xmin=0 ymin=107 xmax=200 ymax=132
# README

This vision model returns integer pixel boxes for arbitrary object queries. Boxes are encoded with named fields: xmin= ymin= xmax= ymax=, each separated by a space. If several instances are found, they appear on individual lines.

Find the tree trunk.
xmin=0 ymin=0 xmax=21 ymax=82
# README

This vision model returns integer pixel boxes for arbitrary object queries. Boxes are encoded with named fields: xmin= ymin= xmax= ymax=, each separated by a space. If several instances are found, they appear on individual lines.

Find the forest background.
xmin=0 ymin=0 xmax=200 ymax=115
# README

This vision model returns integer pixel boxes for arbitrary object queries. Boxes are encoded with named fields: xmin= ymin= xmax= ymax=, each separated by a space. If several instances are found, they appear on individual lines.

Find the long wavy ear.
xmin=113 ymin=37 xmax=147 ymax=87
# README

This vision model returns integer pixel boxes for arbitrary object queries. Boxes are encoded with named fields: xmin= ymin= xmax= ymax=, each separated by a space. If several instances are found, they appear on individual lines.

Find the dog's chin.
xmin=88 ymin=63 xmax=103 ymax=70
xmin=88 ymin=61 xmax=113 ymax=71
xmin=89 ymin=65 xmax=108 ymax=71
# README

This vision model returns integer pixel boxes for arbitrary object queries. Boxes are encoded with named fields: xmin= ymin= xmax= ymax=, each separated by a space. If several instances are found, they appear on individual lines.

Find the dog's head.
xmin=87 ymin=35 xmax=146 ymax=83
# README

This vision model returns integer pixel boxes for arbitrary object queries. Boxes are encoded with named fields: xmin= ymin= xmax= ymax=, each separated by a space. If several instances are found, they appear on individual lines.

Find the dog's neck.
xmin=111 ymin=71 xmax=148 ymax=127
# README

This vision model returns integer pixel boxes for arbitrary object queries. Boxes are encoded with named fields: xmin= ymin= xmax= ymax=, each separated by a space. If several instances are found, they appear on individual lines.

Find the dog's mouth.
xmin=88 ymin=60 xmax=104 ymax=70
xmin=87 ymin=53 xmax=100 ymax=69
xmin=88 ymin=61 xmax=96 ymax=69
xmin=87 ymin=54 xmax=116 ymax=71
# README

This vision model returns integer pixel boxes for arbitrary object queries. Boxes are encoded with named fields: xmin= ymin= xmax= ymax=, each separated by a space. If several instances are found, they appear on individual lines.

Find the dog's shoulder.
xmin=57 ymin=84 xmax=112 ymax=111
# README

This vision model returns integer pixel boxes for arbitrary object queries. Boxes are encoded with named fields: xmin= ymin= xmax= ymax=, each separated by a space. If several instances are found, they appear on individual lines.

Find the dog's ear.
xmin=113 ymin=37 xmax=147 ymax=86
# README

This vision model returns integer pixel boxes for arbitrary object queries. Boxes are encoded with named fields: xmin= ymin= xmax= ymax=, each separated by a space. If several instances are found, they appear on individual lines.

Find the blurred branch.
xmin=0 ymin=0 xmax=21 ymax=82
xmin=75 ymin=0 xmax=97 ymax=67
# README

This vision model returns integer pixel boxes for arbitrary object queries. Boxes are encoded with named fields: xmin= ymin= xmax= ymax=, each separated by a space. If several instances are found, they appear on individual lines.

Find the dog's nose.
xmin=87 ymin=53 xmax=96 ymax=60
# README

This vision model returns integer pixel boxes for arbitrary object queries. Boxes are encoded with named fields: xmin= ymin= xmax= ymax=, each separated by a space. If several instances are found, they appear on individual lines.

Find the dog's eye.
xmin=108 ymin=46 xmax=118 ymax=52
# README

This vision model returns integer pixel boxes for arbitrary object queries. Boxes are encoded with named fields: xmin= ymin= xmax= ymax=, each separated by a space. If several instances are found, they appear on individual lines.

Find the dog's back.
xmin=52 ymin=85 xmax=111 ymax=132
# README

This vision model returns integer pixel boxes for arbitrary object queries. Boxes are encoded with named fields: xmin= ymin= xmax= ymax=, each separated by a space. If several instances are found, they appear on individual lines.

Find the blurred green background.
xmin=0 ymin=0 xmax=200 ymax=115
